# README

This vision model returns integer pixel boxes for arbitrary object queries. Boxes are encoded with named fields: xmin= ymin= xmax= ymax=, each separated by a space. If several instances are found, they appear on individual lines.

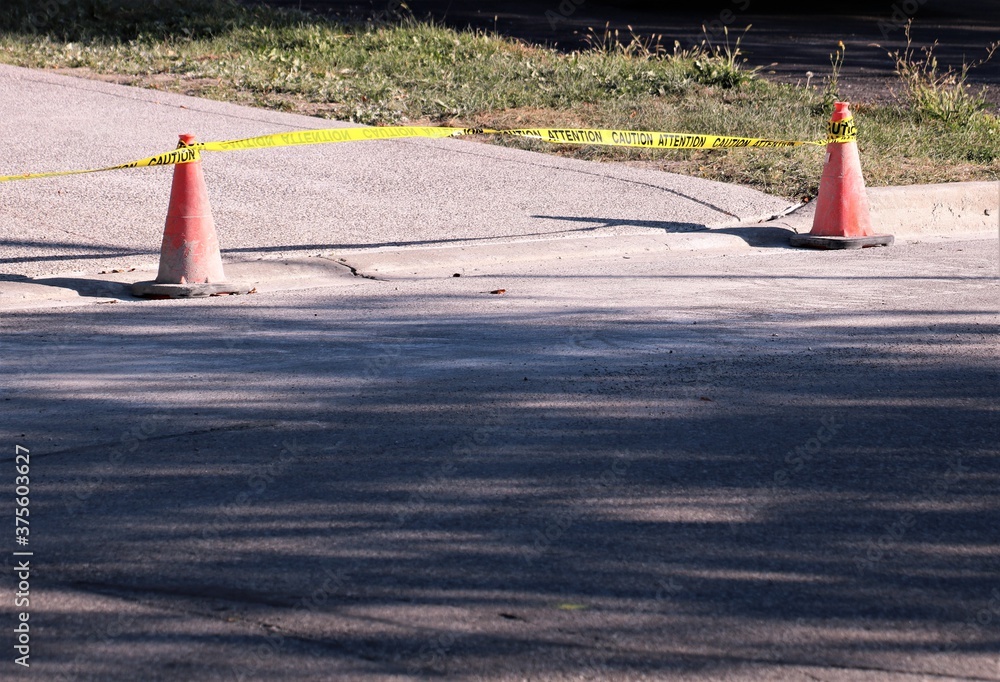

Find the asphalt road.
xmin=3 ymin=235 xmax=999 ymax=680
xmin=1 ymin=56 xmax=998 ymax=681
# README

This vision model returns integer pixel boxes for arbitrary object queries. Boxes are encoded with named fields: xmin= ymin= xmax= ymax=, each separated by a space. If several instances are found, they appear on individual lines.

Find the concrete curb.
xmin=771 ymin=181 xmax=1000 ymax=239
xmin=336 ymin=231 xmax=752 ymax=280
xmin=0 ymin=257 xmax=359 ymax=311
xmin=338 ymin=181 xmax=999 ymax=279
xmin=2 ymin=182 xmax=996 ymax=308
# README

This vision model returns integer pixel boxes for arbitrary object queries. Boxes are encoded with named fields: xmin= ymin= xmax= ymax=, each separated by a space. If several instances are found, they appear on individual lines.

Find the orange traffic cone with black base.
xmin=790 ymin=102 xmax=894 ymax=250
xmin=132 ymin=134 xmax=250 ymax=298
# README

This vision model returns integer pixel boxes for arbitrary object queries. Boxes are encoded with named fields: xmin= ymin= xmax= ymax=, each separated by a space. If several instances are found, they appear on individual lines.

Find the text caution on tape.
xmin=0 ymin=120 xmax=857 ymax=184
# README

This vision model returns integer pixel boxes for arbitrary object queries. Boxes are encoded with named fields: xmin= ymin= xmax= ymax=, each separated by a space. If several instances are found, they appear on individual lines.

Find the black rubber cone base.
xmin=131 ymin=281 xmax=253 ymax=299
xmin=789 ymin=234 xmax=894 ymax=250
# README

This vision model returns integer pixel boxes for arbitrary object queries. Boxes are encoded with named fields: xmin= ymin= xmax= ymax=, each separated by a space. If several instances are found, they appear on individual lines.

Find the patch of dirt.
xmin=51 ymin=67 xmax=221 ymax=93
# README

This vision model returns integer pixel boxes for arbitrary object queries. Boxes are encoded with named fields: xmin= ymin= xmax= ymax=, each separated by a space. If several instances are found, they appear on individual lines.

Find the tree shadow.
xmin=0 ymin=273 xmax=137 ymax=301
xmin=535 ymin=214 xmax=800 ymax=247
xmin=2 ymin=0 xmax=255 ymax=41
xmin=0 ymin=239 xmax=153 ymax=267
xmin=4 ymin=291 xmax=998 ymax=678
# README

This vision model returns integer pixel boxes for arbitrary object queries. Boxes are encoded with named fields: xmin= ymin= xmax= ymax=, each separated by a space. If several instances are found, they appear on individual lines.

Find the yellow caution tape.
xmin=467 ymin=126 xmax=853 ymax=149
xmin=196 ymin=125 xmax=466 ymax=153
xmin=827 ymin=116 xmax=857 ymax=141
xmin=0 ymin=145 xmax=203 ymax=183
xmin=0 ymin=122 xmax=857 ymax=184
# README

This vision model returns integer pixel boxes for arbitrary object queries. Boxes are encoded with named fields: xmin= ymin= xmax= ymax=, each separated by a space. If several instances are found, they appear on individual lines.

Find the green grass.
xmin=1 ymin=0 xmax=997 ymax=198
xmin=884 ymin=20 xmax=999 ymax=127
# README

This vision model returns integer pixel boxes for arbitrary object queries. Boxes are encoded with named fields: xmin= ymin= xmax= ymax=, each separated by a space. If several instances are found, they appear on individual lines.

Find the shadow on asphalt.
xmin=0 ymin=274 xmax=135 ymax=300
xmin=535 ymin=214 xmax=802 ymax=248
xmin=532 ymin=215 xmax=709 ymax=234
xmin=0 ymin=240 xmax=154 ymax=266
xmin=4 ymin=296 xmax=998 ymax=677
xmin=1 ymin=216 xmax=729 ymax=274
xmin=712 ymin=225 xmax=800 ymax=247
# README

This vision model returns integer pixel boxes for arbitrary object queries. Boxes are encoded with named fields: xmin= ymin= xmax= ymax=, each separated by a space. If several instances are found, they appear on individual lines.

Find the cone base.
xmin=789 ymin=234 xmax=894 ymax=250
xmin=131 ymin=281 xmax=253 ymax=299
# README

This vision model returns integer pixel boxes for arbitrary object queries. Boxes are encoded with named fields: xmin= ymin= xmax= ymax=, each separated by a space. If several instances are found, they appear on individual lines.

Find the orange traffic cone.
xmin=132 ymin=134 xmax=249 ymax=298
xmin=790 ymin=102 xmax=893 ymax=249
